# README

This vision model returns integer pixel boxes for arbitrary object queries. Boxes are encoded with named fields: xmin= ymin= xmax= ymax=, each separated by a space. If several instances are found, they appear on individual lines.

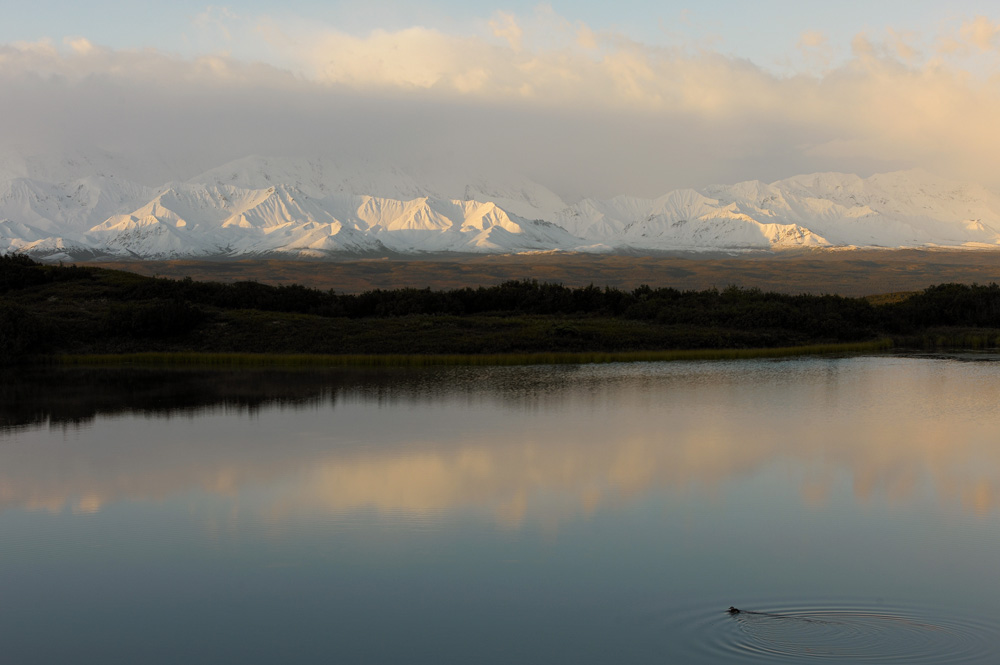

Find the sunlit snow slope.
xmin=2 ymin=151 xmax=999 ymax=260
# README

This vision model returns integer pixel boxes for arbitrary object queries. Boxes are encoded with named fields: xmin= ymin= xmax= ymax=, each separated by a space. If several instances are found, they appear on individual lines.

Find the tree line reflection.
xmin=3 ymin=360 xmax=1000 ymax=520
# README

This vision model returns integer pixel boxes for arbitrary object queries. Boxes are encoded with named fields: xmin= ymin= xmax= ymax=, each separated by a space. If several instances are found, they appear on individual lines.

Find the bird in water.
xmin=728 ymin=606 xmax=741 ymax=614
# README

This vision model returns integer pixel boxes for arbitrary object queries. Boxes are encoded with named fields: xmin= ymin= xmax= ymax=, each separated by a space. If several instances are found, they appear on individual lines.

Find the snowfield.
xmin=2 ymin=152 xmax=1000 ymax=260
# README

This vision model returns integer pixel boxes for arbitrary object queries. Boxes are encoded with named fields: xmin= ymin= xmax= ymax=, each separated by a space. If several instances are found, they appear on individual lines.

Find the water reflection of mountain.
xmin=4 ymin=360 xmax=1000 ymax=520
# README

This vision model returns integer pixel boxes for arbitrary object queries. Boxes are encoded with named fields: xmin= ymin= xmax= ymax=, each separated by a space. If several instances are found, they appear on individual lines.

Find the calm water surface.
xmin=2 ymin=357 xmax=1000 ymax=663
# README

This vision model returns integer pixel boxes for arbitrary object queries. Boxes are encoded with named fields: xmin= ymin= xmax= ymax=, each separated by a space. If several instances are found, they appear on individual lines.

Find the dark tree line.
xmin=5 ymin=255 xmax=1000 ymax=361
xmin=0 ymin=253 xmax=91 ymax=293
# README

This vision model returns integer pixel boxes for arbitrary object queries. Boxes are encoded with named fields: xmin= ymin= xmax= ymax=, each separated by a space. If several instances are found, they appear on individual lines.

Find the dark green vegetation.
xmin=3 ymin=254 xmax=1000 ymax=366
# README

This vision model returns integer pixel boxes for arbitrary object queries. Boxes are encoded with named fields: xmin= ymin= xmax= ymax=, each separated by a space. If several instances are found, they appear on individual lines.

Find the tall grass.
xmin=54 ymin=339 xmax=893 ymax=368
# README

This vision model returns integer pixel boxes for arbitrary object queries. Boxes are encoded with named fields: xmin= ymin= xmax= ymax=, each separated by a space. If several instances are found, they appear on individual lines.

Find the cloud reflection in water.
xmin=2 ymin=358 xmax=999 ymax=523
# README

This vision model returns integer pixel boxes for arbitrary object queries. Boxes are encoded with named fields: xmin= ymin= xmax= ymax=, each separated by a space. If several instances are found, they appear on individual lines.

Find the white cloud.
xmin=489 ymin=11 xmax=523 ymax=52
xmin=65 ymin=37 xmax=95 ymax=55
xmin=959 ymin=15 xmax=1000 ymax=52
xmin=3 ymin=10 xmax=1000 ymax=196
xmin=798 ymin=30 xmax=827 ymax=50
xmin=576 ymin=24 xmax=598 ymax=50
xmin=938 ymin=15 xmax=1000 ymax=57
xmin=886 ymin=28 xmax=920 ymax=64
xmin=192 ymin=6 xmax=239 ymax=42
xmin=795 ymin=30 xmax=833 ymax=72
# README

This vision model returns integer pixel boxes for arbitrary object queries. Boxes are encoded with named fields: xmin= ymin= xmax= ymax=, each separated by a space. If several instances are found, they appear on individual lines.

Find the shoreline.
xmin=49 ymin=340 xmax=894 ymax=368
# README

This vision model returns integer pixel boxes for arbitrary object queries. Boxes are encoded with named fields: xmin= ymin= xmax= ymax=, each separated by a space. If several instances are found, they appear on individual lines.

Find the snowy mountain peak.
xmin=3 ymin=152 xmax=1000 ymax=259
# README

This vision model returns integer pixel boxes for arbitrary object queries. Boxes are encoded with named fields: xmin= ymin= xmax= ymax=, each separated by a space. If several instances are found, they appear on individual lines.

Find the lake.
xmin=2 ymin=357 xmax=1000 ymax=663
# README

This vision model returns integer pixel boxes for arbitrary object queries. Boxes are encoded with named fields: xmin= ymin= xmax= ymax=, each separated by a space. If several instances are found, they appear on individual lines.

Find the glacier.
xmin=2 ymin=152 xmax=1000 ymax=260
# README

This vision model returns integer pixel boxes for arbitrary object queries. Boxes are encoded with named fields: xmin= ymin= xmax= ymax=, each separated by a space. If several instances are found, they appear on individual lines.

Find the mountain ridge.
xmin=2 ymin=153 xmax=1000 ymax=260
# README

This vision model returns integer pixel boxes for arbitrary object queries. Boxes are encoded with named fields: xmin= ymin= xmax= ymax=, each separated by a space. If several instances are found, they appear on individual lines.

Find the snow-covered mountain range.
xmin=3 ymin=152 xmax=1000 ymax=260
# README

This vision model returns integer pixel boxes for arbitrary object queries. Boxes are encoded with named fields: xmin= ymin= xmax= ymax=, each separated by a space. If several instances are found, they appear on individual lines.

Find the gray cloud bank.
xmin=3 ymin=18 xmax=1000 ymax=199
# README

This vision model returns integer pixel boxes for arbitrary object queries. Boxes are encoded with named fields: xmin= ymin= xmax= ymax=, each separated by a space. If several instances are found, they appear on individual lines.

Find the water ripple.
xmin=664 ymin=599 xmax=1000 ymax=663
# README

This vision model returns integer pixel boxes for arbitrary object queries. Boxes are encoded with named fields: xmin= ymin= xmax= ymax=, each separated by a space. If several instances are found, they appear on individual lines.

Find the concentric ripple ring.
xmin=665 ymin=600 xmax=1000 ymax=663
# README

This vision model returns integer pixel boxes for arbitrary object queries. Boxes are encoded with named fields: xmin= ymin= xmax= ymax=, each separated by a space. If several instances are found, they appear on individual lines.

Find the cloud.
xmin=886 ymin=28 xmax=920 ymax=63
xmin=795 ymin=30 xmax=834 ymax=72
xmin=3 ymin=10 xmax=1000 ymax=196
xmin=798 ymin=30 xmax=828 ymax=50
xmin=489 ymin=11 xmax=523 ymax=51
xmin=576 ymin=24 xmax=598 ymax=50
xmin=958 ymin=15 xmax=1000 ymax=52
xmin=6 ymin=362 xmax=1000 ymax=523
xmin=65 ymin=37 xmax=95 ymax=55
xmin=192 ymin=6 xmax=238 ymax=42
xmin=937 ymin=15 xmax=1000 ymax=58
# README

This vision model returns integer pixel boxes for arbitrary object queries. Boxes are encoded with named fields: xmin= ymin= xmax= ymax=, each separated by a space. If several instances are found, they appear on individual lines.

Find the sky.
xmin=4 ymin=1 xmax=1000 ymax=198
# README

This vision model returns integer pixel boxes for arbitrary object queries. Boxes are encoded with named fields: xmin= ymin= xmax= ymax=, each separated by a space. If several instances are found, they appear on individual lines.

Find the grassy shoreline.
xmin=51 ymin=339 xmax=895 ymax=368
